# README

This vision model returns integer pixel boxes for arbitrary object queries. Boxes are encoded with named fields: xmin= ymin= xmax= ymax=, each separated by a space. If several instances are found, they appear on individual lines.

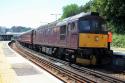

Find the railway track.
xmin=10 ymin=42 xmax=125 ymax=83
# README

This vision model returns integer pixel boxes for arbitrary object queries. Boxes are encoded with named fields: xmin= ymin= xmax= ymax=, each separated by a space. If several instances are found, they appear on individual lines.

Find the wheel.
xmin=57 ymin=48 xmax=65 ymax=59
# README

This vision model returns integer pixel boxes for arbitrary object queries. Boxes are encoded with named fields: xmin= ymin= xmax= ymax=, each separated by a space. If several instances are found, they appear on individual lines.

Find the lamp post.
xmin=50 ymin=14 xmax=61 ymax=21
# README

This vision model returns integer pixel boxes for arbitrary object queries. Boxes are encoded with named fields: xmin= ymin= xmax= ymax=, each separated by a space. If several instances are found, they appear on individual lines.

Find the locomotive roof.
xmin=37 ymin=12 xmax=99 ymax=29
xmin=57 ymin=12 xmax=99 ymax=26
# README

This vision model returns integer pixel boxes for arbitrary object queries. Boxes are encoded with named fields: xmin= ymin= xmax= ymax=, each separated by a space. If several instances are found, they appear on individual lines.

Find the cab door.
xmin=59 ymin=25 xmax=67 ymax=47
xmin=67 ymin=22 xmax=78 ymax=49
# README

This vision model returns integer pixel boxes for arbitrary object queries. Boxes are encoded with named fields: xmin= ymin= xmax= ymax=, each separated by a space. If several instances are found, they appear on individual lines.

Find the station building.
xmin=0 ymin=32 xmax=23 ymax=41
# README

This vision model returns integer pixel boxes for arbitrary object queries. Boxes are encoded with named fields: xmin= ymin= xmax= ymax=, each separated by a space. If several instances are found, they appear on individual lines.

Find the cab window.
xmin=101 ymin=22 xmax=107 ymax=31
xmin=78 ymin=17 xmax=107 ymax=33
xmin=79 ymin=20 xmax=90 ymax=32
xmin=91 ymin=20 xmax=100 ymax=32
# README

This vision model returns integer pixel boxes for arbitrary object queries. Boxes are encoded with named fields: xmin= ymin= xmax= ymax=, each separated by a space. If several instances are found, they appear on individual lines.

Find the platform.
xmin=0 ymin=41 xmax=63 ymax=83
xmin=112 ymin=47 xmax=125 ymax=56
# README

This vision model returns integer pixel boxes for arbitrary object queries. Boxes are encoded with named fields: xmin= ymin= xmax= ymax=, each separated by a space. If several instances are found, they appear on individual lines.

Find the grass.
xmin=111 ymin=33 xmax=125 ymax=48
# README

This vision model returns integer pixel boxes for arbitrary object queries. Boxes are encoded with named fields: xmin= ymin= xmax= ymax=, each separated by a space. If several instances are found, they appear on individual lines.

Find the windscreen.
xmin=79 ymin=17 xmax=107 ymax=33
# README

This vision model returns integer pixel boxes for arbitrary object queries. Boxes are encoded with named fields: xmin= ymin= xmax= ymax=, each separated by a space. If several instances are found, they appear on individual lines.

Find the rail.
xmin=10 ymin=42 xmax=125 ymax=83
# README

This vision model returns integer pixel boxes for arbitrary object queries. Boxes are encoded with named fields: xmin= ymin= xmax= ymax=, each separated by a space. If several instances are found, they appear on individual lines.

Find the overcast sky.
xmin=0 ymin=0 xmax=90 ymax=28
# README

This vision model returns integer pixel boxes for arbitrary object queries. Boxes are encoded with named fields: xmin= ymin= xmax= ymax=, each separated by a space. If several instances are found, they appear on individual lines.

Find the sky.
xmin=0 ymin=0 xmax=90 ymax=28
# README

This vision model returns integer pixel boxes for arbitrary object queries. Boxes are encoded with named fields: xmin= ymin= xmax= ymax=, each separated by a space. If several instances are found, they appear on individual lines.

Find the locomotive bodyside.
xmin=33 ymin=21 xmax=78 ymax=49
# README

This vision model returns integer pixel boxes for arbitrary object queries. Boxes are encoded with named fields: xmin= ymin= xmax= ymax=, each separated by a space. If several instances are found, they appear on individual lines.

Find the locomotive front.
xmin=76 ymin=12 xmax=113 ymax=65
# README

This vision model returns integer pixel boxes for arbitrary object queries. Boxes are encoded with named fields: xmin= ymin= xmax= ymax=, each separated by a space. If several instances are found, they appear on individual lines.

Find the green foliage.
xmin=103 ymin=0 xmax=125 ymax=33
xmin=91 ymin=0 xmax=106 ymax=15
xmin=61 ymin=0 xmax=125 ymax=34
xmin=61 ymin=4 xmax=79 ymax=19
xmin=111 ymin=34 xmax=125 ymax=48
xmin=79 ymin=1 xmax=92 ymax=12
xmin=61 ymin=0 xmax=125 ymax=47
xmin=91 ymin=0 xmax=125 ymax=33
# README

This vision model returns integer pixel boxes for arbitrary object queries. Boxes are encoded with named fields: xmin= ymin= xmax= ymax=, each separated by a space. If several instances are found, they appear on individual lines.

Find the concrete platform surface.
xmin=0 ymin=41 xmax=63 ymax=83
xmin=112 ymin=47 xmax=125 ymax=56
xmin=112 ymin=47 xmax=125 ymax=53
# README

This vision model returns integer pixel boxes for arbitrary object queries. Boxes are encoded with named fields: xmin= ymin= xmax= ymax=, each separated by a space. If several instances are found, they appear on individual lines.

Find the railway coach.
xmin=17 ymin=30 xmax=34 ymax=49
xmin=18 ymin=12 xmax=113 ymax=66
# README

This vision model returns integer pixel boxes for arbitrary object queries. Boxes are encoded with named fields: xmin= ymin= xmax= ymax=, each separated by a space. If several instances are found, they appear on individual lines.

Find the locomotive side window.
xmin=70 ymin=23 xmax=75 ymax=31
xmin=60 ymin=25 xmax=66 ymax=40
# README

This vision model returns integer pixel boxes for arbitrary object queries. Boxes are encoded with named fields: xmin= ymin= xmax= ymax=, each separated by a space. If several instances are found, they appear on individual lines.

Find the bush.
xmin=111 ymin=33 xmax=125 ymax=48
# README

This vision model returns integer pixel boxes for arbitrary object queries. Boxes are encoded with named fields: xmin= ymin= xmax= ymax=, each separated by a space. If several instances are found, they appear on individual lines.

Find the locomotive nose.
xmin=95 ymin=36 xmax=99 ymax=41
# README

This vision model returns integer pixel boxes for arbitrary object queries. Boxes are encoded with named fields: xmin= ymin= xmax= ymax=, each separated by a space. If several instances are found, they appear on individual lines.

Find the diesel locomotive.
xmin=18 ymin=12 xmax=113 ymax=65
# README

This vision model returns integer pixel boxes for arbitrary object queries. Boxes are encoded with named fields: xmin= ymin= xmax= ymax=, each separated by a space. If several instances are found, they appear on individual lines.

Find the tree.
xmin=61 ymin=4 xmax=79 ymax=19
xmin=61 ymin=0 xmax=125 ymax=33
xmin=79 ymin=1 xmax=92 ymax=12
xmin=92 ymin=0 xmax=125 ymax=33
xmin=82 ymin=0 xmax=125 ymax=33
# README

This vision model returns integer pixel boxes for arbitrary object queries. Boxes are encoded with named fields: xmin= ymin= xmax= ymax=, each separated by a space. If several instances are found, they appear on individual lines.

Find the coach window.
xmin=60 ymin=25 xmax=66 ymax=40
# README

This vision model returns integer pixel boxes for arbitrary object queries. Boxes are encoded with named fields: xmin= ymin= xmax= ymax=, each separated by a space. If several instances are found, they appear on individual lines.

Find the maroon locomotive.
xmin=18 ymin=12 xmax=113 ymax=65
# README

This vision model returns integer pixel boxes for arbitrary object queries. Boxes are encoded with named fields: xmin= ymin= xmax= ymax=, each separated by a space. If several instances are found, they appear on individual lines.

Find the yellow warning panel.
xmin=79 ymin=33 xmax=108 ymax=48
xmin=0 ymin=42 xmax=17 ymax=83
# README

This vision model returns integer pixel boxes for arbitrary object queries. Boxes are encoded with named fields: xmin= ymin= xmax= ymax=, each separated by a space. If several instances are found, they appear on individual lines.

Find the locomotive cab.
xmin=78 ymin=16 xmax=108 ymax=48
xmin=76 ymin=13 xmax=113 ymax=65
